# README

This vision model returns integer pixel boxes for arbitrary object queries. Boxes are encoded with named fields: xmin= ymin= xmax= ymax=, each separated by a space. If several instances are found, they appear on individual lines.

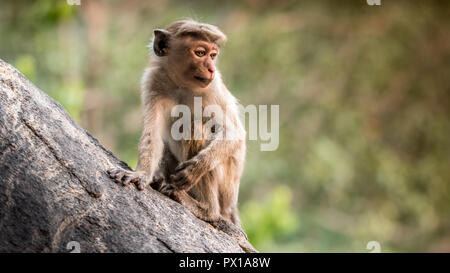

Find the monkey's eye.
xmin=210 ymin=52 xmax=217 ymax=59
xmin=195 ymin=50 xmax=206 ymax=57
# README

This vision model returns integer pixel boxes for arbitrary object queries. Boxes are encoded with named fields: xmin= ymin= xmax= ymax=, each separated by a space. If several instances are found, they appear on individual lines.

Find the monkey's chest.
xmin=167 ymin=116 xmax=217 ymax=161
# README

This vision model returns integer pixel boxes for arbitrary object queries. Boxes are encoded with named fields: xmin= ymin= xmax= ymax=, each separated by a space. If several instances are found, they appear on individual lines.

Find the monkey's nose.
xmin=205 ymin=62 xmax=215 ymax=74
xmin=207 ymin=71 xmax=215 ymax=81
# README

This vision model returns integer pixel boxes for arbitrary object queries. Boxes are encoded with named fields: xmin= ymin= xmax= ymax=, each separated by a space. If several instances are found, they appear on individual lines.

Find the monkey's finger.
xmin=160 ymin=184 xmax=174 ymax=195
xmin=153 ymin=175 xmax=164 ymax=184
xmin=175 ymin=161 xmax=193 ymax=172
xmin=107 ymin=169 xmax=119 ymax=178
xmin=114 ymin=172 xmax=126 ymax=183
xmin=170 ymin=173 xmax=185 ymax=182
xmin=137 ymin=182 xmax=145 ymax=191
xmin=159 ymin=185 xmax=168 ymax=194
xmin=136 ymin=179 xmax=147 ymax=191
xmin=122 ymin=175 xmax=134 ymax=186
xmin=110 ymin=168 xmax=126 ymax=179
xmin=130 ymin=177 xmax=141 ymax=184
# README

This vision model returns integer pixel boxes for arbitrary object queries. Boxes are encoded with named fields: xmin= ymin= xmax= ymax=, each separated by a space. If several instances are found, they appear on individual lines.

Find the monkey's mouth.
xmin=194 ymin=76 xmax=212 ymax=85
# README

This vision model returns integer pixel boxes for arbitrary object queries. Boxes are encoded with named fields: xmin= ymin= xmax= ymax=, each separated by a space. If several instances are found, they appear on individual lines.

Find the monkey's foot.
xmin=208 ymin=218 xmax=258 ymax=253
xmin=150 ymin=172 xmax=165 ymax=191
xmin=168 ymin=159 xmax=202 ymax=191
xmin=107 ymin=168 xmax=150 ymax=191
xmin=159 ymin=183 xmax=175 ymax=196
xmin=159 ymin=184 xmax=184 ymax=202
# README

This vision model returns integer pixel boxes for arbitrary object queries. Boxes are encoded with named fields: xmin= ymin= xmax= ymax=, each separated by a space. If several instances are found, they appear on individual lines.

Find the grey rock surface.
xmin=0 ymin=59 xmax=252 ymax=253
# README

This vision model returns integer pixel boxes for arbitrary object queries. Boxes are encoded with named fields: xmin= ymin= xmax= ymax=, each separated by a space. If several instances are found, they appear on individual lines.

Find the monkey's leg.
xmin=151 ymin=146 xmax=179 ymax=191
xmin=208 ymin=217 xmax=256 ymax=253
xmin=229 ymin=204 xmax=242 ymax=227
xmin=171 ymin=191 xmax=212 ymax=220
xmin=171 ymin=182 xmax=221 ymax=222
xmin=171 ymin=190 xmax=257 ymax=253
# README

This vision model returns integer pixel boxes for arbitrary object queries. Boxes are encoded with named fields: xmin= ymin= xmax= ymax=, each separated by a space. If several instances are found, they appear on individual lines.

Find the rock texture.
xmin=0 ymin=59 xmax=255 ymax=253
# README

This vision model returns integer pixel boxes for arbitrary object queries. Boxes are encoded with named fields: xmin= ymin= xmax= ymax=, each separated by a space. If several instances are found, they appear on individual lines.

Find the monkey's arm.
xmin=136 ymin=101 xmax=165 ymax=176
xmin=168 ymin=116 xmax=245 ymax=191
xmin=108 ymin=97 xmax=165 ymax=190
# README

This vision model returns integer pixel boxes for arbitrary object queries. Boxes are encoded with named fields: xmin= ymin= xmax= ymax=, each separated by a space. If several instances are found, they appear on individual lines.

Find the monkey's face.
xmin=168 ymin=38 xmax=219 ymax=90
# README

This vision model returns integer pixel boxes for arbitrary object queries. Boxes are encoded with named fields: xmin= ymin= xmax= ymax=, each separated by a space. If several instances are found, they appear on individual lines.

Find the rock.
xmin=0 ymin=59 xmax=255 ymax=253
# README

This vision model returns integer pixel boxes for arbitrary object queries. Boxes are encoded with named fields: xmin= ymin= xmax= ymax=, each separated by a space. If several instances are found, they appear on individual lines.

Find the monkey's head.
xmin=151 ymin=20 xmax=227 ymax=90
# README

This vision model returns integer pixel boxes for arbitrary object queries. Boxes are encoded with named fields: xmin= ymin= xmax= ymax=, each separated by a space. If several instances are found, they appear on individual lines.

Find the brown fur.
xmin=108 ymin=20 xmax=246 ymax=227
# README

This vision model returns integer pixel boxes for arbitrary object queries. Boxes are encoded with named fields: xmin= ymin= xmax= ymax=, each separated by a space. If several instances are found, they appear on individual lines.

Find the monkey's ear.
xmin=153 ymin=29 xmax=170 ymax=57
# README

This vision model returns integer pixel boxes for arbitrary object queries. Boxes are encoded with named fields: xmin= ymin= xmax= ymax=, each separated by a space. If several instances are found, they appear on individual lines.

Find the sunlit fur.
xmin=136 ymin=20 xmax=246 ymax=226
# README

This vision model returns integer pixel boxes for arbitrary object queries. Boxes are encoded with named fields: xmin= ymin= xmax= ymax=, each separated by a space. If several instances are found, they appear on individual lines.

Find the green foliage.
xmin=14 ymin=55 xmax=36 ymax=82
xmin=241 ymin=185 xmax=298 ymax=250
xmin=1 ymin=0 xmax=449 ymax=252
xmin=51 ymin=80 xmax=86 ymax=123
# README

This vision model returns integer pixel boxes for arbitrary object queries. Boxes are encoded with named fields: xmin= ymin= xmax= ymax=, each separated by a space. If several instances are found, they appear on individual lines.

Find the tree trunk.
xmin=0 ymin=59 xmax=255 ymax=253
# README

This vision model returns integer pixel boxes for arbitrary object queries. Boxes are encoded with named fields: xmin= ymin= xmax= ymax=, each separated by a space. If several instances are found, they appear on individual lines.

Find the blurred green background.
xmin=1 ymin=0 xmax=449 ymax=252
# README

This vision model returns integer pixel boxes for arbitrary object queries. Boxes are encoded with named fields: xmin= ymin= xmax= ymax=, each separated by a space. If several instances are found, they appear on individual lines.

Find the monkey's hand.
xmin=159 ymin=183 xmax=178 ymax=199
xmin=107 ymin=168 xmax=153 ymax=191
xmin=168 ymin=159 xmax=204 ymax=191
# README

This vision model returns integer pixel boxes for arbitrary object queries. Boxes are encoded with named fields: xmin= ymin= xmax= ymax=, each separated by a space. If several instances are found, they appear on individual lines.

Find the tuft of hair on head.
xmin=165 ymin=19 xmax=227 ymax=46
